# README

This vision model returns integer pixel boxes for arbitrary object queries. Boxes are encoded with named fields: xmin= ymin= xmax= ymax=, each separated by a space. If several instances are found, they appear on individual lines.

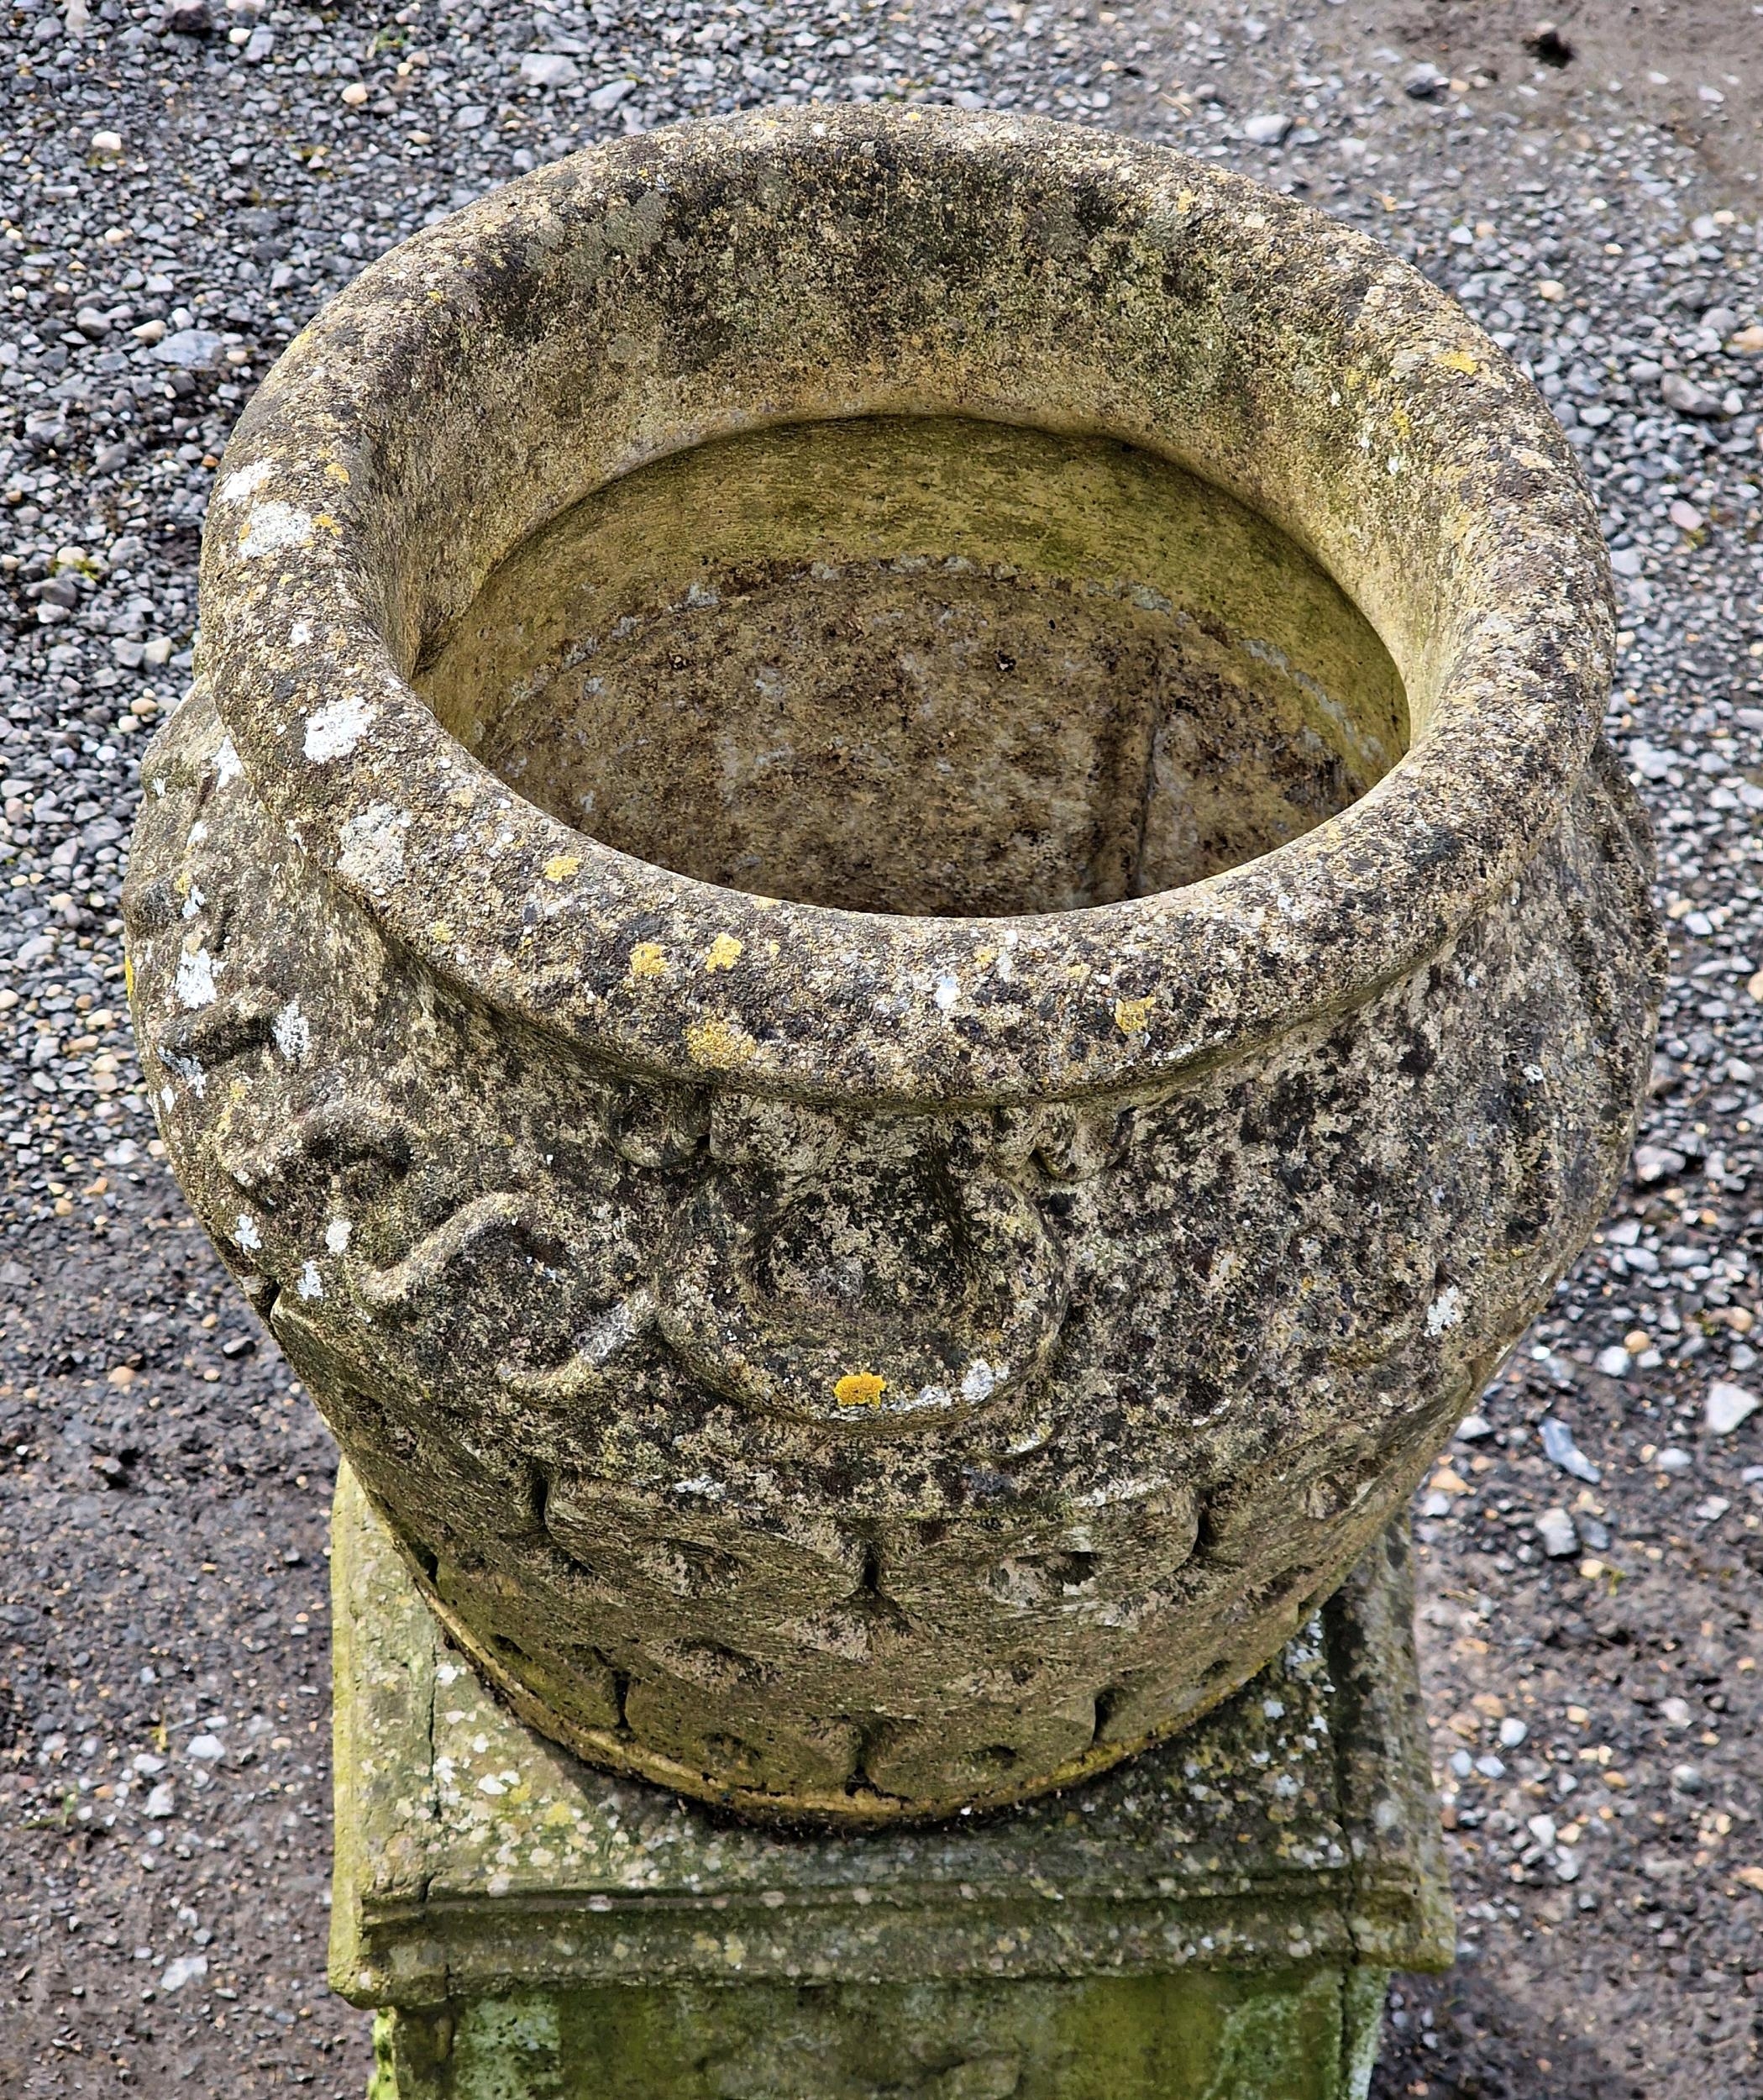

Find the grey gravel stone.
xmin=1661 ymin=370 xmax=1730 ymax=417
xmin=519 ymin=53 xmax=579 ymax=90
xmin=1540 ymin=1416 xmax=1603 ymax=1483
xmin=148 ymin=328 xmax=224 ymax=371
xmin=1536 ymin=1508 xmax=1580 ymax=1558
xmin=1706 ymin=1378 xmax=1760 ymax=1433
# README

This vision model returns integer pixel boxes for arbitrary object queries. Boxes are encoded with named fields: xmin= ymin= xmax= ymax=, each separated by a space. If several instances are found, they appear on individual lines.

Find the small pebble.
xmin=1536 ymin=1508 xmax=1579 ymax=1558
xmin=1540 ymin=1416 xmax=1603 ymax=1481
xmin=1707 ymin=1381 xmax=1760 ymax=1436
xmin=520 ymin=53 xmax=580 ymax=90
xmin=1661 ymin=371 xmax=1729 ymax=418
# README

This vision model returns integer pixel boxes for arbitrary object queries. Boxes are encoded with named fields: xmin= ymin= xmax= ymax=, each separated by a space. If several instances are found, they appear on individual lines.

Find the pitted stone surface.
xmin=127 ymin=109 xmax=1661 ymax=1822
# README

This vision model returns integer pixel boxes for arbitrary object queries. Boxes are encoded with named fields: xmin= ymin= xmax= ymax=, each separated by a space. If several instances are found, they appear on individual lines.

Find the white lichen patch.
xmin=575 ymin=1296 xmax=646 ymax=1368
xmin=304 ymin=693 xmax=375 ymax=764
xmin=337 ymin=801 xmax=410 ymax=893
xmin=324 ymin=1217 xmax=354 ymax=1254
xmin=272 ymin=1000 xmax=312 ymax=1063
xmin=1425 ymin=1284 xmax=1463 ymax=1337
xmin=238 ymin=501 xmax=314 ymax=559
xmin=215 ymin=459 xmax=275 ymax=505
xmin=174 ymin=944 xmax=217 ymax=1009
xmin=934 ymin=973 xmax=961 ymax=1011
xmin=296 ymin=1259 xmax=324 ymax=1300
xmin=162 ymin=1051 xmax=207 ymax=1100
xmin=213 ymin=738 xmax=244 ymax=790
xmin=233 ymin=1214 xmax=263 ymax=1252
xmin=960 ymin=1358 xmax=1000 ymax=1404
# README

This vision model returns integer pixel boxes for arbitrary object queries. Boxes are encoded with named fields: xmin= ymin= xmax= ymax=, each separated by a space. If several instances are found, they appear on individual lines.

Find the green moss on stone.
xmin=373 ymin=1967 xmax=1385 ymax=2100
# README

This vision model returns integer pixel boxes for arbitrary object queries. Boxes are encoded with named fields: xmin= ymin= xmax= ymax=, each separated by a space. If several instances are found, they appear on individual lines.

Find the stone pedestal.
xmin=328 ymin=1464 xmax=1451 ymax=2100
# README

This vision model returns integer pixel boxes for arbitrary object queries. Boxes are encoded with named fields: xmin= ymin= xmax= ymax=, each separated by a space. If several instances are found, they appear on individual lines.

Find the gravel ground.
xmin=3 ymin=2 xmax=1763 ymax=2095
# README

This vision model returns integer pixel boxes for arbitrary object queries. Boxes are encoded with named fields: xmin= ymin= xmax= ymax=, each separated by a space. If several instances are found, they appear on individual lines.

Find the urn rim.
xmin=197 ymin=105 xmax=1613 ymax=1109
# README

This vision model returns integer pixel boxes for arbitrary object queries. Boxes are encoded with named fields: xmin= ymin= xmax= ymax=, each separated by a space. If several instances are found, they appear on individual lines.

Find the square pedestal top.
xmin=328 ymin=1464 xmax=1451 ymax=2009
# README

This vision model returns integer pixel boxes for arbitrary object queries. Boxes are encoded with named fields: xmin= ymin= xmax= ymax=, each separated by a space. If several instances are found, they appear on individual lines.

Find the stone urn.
xmin=124 ymin=108 xmax=1661 ymax=1825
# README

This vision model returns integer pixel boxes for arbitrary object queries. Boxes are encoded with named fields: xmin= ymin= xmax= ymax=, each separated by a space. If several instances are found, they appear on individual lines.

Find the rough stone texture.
xmin=329 ymin=1467 xmax=1449 ymax=2098
xmin=124 ymin=108 xmax=1663 ymax=1823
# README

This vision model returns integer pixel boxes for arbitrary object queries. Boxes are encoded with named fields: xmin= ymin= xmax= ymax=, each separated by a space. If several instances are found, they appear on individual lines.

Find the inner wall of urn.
xmin=415 ymin=416 xmax=1409 ymax=919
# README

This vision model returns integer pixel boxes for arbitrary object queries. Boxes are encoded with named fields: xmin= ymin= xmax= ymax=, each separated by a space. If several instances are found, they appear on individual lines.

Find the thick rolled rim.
xmin=196 ymin=105 xmax=1613 ymax=1109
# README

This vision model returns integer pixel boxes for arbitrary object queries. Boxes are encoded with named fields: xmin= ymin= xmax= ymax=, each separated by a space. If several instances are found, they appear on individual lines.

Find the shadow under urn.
xmin=123 ymin=108 xmax=1663 ymax=1826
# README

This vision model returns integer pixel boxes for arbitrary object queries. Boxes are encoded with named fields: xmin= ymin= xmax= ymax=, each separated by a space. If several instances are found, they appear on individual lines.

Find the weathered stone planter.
xmin=126 ymin=108 xmax=1661 ymax=1827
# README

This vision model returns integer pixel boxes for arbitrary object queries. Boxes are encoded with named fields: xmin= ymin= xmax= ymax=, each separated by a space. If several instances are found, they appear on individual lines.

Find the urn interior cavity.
xmin=417 ymin=415 xmax=1408 ymax=918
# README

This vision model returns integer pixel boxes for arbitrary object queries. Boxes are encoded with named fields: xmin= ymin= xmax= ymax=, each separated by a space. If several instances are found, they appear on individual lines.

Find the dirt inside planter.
xmin=417 ymin=416 xmax=1409 ymax=917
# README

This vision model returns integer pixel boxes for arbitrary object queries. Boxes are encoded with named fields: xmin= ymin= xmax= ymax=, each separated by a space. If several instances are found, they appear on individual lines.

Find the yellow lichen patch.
xmin=429 ymin=919 xmax=453 ymax=941
xmin=324 ymin=460 xmax=352 ymax=485
xmin=313 ymin=512 xmax=343 ymax=535
xmin=834 ymin=1371 xmax=886 ymax=1409
xmin=628 ymin=941 xmax=668 ymax=979
xmin=1114 ymin=995 xmax=1157 ymax=1037
xmin=685 ymin=1014 xmax=757 ymax=1068
xmin=544 ymin=853 xmax=582 ymax=882
xmin=703 ymin=932 xmax=744 ymax=973
xmin=1437 ymin=349 xmax=1482 ymax=376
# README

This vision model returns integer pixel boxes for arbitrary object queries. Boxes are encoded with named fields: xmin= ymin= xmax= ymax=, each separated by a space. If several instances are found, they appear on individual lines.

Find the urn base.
xmin=328 ymin=1464 xmax=1451 ymax=2099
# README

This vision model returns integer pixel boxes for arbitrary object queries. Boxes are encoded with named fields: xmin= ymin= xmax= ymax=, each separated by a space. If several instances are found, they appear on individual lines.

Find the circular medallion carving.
xmin=653 ymin=1156 xmax=1068 ymax=1425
